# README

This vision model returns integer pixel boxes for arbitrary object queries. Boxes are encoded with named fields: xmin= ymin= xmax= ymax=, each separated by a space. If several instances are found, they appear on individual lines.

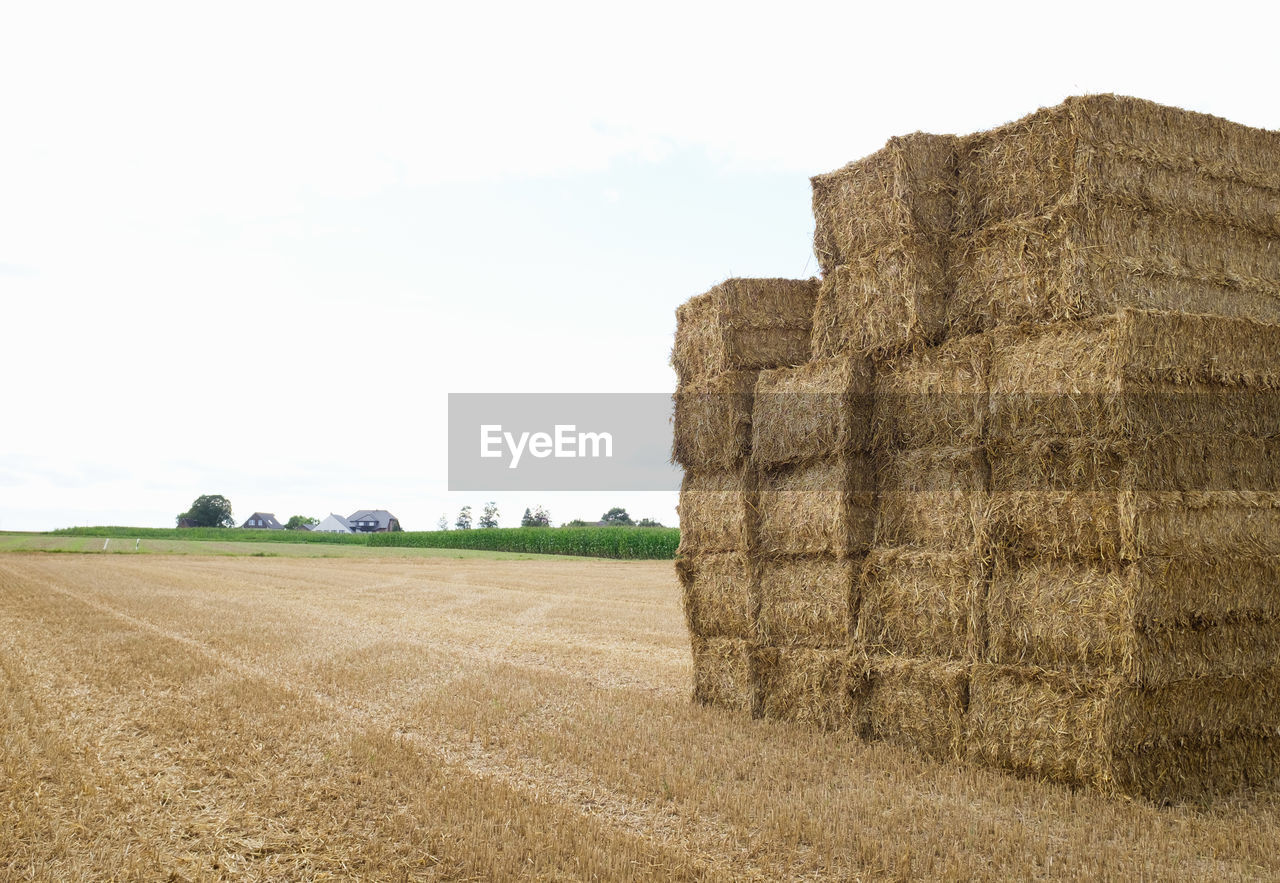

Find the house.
xmin=347 ymin=509 xmax=400 ymax=532
xmin=242 ymin=512 xmax=283 ymax=529
xmin=312 ymin=513 xmax=354 ymax=534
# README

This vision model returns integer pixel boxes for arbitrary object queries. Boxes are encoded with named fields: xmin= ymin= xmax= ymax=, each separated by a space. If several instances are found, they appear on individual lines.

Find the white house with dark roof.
xmin=312 ymin=513 xmax=354 ymax=534
xmin=347 ymin=509 xmax=400 ymax=532
xmin=242 ymin=512 xmax=283 ymax=529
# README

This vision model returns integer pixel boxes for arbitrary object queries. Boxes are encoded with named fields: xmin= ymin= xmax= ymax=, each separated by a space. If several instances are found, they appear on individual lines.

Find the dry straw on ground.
xmin=752 ymin=356 xmax=873 ymax=467
xmin=756 ymin=555 xmax=857 ymax=648
xmin=672 ymin=277 xmax=819 ymax=385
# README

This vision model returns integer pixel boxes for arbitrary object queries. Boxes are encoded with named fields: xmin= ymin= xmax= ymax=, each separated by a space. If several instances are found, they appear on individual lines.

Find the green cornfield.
xmin=369 ymin=527 xmax=679 ymax=559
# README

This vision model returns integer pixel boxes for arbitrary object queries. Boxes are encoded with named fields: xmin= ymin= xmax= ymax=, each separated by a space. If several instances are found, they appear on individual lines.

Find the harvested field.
xmin=7 ymin=551 xmax=1280 ymax=879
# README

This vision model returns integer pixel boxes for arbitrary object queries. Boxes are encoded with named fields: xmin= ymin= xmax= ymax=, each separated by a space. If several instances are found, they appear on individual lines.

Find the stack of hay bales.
xmin=673 ymin=94 xmax=1280 ymax=800
xmin=673 ymin=277 xmax=820 ymax=714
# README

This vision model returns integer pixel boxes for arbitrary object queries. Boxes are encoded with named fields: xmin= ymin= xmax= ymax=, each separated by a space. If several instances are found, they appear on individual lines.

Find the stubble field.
xmin=2 ymin=550 xmax=1279 ymax=881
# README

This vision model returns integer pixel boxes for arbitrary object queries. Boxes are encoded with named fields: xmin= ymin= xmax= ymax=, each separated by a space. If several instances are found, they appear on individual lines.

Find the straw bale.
xmin=958 ymin=94 xmax=1280 ymax=234
xmin=875 ymin=447 xmax=988 ymax=551
xmin=757 ymin=555 xmax=858 ymax=648
xmin=988 ymin=435 xmax=1280 ymax=493
xmin=986 ymin=557 xmax=1280 ymax=684
xmin=690 ymin=636 xmax=757 ymax=714
xmin=988 ymin=310 xmax=1280 ymax=441
xmin=967 ymin=664 xmax=1280 ymax=799
xmin=754 ymin=646 xmax=857 ymax=731
xmin=757 ymin=457 xmax=876 ymax=556
xmin=951 ymin=203 xmax=1280 ymax=333
xmin=872 ymin=332 xmax=991 ymax=449
xmin=989 ymin=490 xmax=1280 ymax=563
xmin=857 ymin=548 xmax=983 ymax=660
xmin=672 ymin=370 xmax=757 ymax=471
xmin=677 ymin=552 xmax=755 ymax=640
xmin=752 ymin=356 xmax=874 ymax=467
xmin=864 ymin=655 xmax=969 ymax=761
xmin=672 ymin=277 xmax=820 ymax=385
xmin=812 ymin=132 xmax=958 ymax=274
xmin=676 ymin=467 xmax=755 ymax=555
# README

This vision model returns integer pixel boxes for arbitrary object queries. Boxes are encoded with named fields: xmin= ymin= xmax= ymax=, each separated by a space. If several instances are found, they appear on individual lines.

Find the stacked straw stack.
xmin=673 ymin=94 xmax=1280 ymax=801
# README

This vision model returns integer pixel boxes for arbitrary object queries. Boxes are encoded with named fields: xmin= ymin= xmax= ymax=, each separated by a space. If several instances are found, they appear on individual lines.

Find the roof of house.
xmin=348 ymin=509 xmax=397 ymax=528
xmin=242 ymin=512 xmax=283 ymax=529
xmin=313 ymin=513 xmax=353 ymax=532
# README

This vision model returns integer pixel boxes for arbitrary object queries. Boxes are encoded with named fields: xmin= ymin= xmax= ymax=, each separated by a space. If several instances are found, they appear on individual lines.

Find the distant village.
xmin=206 ymin=510 xmax=400 ymax=534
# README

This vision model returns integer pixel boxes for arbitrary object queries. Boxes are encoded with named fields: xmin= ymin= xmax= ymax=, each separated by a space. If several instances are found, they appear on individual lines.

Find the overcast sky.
xmin=3 ymin=1 xmax=1279 ymax=532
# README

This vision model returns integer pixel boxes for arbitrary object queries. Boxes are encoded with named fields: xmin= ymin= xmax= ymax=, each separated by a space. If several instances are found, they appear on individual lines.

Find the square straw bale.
xmin=672 ymin=278 xmax=820 ymax=385
xmin=754 ymin=646 xmax=858 ymax=731
xmin=676 ymin=467 xmax=756 ymax=555
xmin=812 ymin=132 xmax=958 ymax=274
xmin=957 ymin=94 xmax=1280 ymax=234
xmin=863 ymin=655 xmax=970 ymax=761
xmin=988 ymin=435 xmax=1280 ymax=493
xmin=676 ymin=552 xmax=756 ymax=640
xmin=690 ymin=636 xmax=758 ymax=715
xmin=986 ymin=557 xmax=1280 ymax=685
xmin=857 ymin=548 xmax=984 ymax=661
xmin=951 ymin=203 xmax=1280 ymax=334
xmin=874 ymin=447 xmax=989 ymax=551
xmin=757 ymin=554 xmax=859 ymax=648
xmin=872 ymin=332 xmax=991 ymax=449
xmin=988 ymin=310 xmax=1280 ymax=441
xmin=752 ymin=356 xmax=874 ymax=468
xmin=966 ymin=663 xmax=1280 ymax=800
xmin=989 ymin=490 xmax=1280 ymax=563
xmin=672 ymin=370 xmax=757 ymax=470
xmin=757 ymin=456 xmax=877 ymax=556
xmin=810 ymin=244 xmax=949 ymax=360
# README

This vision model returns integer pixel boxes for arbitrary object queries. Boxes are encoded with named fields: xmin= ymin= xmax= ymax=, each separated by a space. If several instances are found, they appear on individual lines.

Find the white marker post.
xmin=103 ymin=538 xmax=109 ymax=551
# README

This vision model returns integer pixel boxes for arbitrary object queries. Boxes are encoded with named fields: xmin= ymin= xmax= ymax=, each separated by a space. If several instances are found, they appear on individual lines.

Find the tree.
xmin=285 ymin=515 xmax=319 ymax=530
xmin=521 ymin=505 xmax=551 ymax=527
xmin=600 ymin=507 xmax=634 ymax=526
xmin=437 ymin=514 xmax=450 ymax=531
xmin=636 ymin=517 xmax=664 ymax=528
xmin=479 ymin=501 xmax=499 ymax=529
xmin=564 ymin=519 xmax=590 ymax=527
xmin=177 ymin=494 xmax=234 ymax=528
xmin=455 ymin=506 xmax=472 ymax=530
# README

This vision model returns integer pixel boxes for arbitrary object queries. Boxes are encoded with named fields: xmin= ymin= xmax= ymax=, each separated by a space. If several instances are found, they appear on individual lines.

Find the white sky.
xmin=3 ymin=0 xmax=1279 ymax=531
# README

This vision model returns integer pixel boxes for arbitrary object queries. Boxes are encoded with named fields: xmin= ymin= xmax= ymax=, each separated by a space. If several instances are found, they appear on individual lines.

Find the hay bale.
xmin=989 ymin=310 xmax=1280 ymax=441
xmin=957 ymin=94 xmax=1280 ymax=234
xmin=672 ymin=370 xmax=757 ymax=471
xmin=676 ymin=552 xmax=755 ymax=640
xmin=672 ymin=278 xmax=820 ymax=385
xmin=988 ymin=435 xmax=1280 ymax=493
xmin=757 ymin=555 xmax=858 ymax=648
xmin=754 ymin=646 xmax=857 ymax=731
xmin=864 ymin=655 xmax=969 ymax=761
xmin=872 ymin=332 xmax=990 ymax=450
xmin=812 ymin=133 xmax=958 ymax=274
xmin=676 ymin=467 xmax=755 ymax=555
xmin=810 ymin=247 xmax=950 ymax=359
xmin=986 ymin=557 xmax=1280 ymax=685
xmin=752 ymin=356 xmax=874 ymax=468
xmin=951 ymin=204 xmax=1280 ymax=333
xmin=690 ymin=636 xmax=757 ymax=714
xmin=857 ymin=549 xmax=983 ymax=661
xmin=967 ymin=663 xmax=1280 ymax=800
xmin=874 ymin=447 xmax=988 ymax=551
xmin=989 ymin=490 xmax=1280 ymax=563
xmin=756 ymin=457 xmax=876 ymax=556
